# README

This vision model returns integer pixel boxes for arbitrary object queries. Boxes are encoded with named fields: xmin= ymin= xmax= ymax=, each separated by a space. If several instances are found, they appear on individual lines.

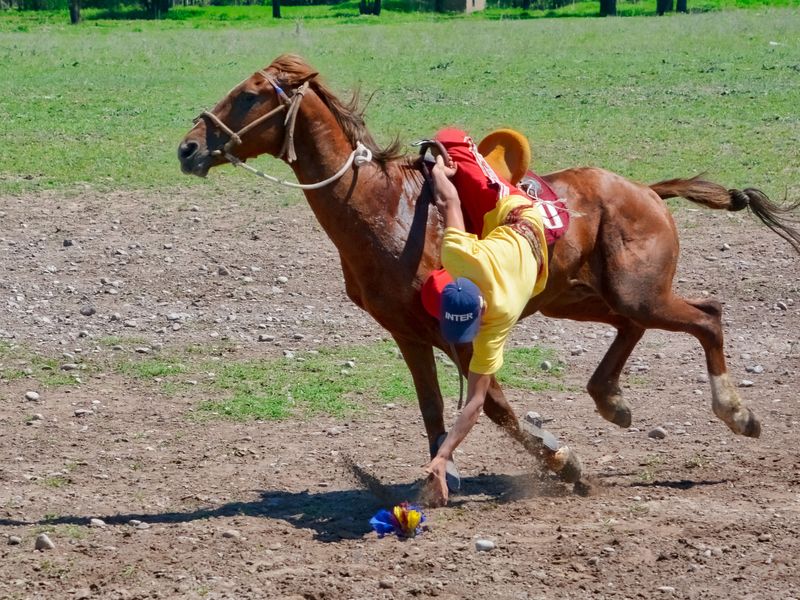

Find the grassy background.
xmin=3 ymin=0 xmax=799 ymax=26
xmin=1 ymin=8 xmax=799 ymax=196
xmin=1 ymin=8 xmax=798 ymax=419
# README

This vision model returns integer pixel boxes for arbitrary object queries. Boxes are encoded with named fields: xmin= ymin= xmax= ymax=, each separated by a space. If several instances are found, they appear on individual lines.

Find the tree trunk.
xmin=656 ymin=0 xmax=673 ymax=15
xmin=69 ymin=0 xmax=80 ymax=23
xmin=521 ymin=0 xmax=530 ymax=9
xmin=676 ymin=0 xmax=687 ymax=11
xmin=434 ymin=0 xmax=444 ymax=12
xmin=373 ymin=0 xmax=381 ymax=15
xmin=599 ymin=0 xmax=615 ymax=16
xmin=359 ymin=0 xmax=367 ymax=12
xmin=272 ymin=0 xmax=280 ymax=18
xmin=144 ymin=0 xmax=170 ymax=19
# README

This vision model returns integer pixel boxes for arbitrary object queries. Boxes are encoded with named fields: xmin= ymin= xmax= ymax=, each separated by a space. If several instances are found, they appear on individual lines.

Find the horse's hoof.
xmin=597 ymin=399 xmax=632 ymax=429
xmin=555 ymin=447 xmax=582 ymax=484
xmin=610 ymin=404 xmax=632 ymax=429
xmin=742 ymin=409 xmax=761 ymax=438
xmin=573 ymin=478 xmax=593 ymax=497
xmin=722 ymin=407 xmax=762 ymax=438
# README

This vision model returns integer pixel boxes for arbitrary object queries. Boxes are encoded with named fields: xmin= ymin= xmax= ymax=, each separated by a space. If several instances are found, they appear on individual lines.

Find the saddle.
xmin=416 ymin=128 xmax=570 ymax=246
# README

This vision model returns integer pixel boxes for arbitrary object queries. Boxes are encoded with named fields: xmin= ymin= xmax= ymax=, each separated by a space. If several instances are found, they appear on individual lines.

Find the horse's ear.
xmin=295 ymin=70 xmax=319 ymax=84
xmin=275 ymin=69 xmax=319 ymax=87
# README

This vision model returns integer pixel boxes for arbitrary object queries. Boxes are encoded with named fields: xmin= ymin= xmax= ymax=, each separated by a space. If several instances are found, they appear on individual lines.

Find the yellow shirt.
xmin=441 ymin=194 xmax=548 ymax=375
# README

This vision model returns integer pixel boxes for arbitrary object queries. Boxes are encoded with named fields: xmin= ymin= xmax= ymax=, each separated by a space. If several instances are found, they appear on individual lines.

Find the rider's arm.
xmin=431 ymin=370 xmax=492 ymax=462
xmin=431 ymin=157 xmax=466 ymax=232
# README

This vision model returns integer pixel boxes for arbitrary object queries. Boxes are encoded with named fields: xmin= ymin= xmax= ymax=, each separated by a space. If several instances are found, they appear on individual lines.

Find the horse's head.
xmin=178 ymin=54 xmax=319 ymax=178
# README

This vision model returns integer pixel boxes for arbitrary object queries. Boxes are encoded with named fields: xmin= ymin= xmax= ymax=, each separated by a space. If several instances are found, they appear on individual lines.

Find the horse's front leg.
xmin=586 ymin=321 xmax=644 ymax=429
xmin=392 ymin=336 xmax=446 ymax=458
xmin=451 ymin=345 xmax=583 ymax=486
xmin=486 ymin=376 xmax=583 ymax=484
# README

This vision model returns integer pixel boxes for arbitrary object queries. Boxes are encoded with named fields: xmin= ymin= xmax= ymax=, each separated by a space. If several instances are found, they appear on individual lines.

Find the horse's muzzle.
xmin=178 ymin=140 xmax=211 ymax=177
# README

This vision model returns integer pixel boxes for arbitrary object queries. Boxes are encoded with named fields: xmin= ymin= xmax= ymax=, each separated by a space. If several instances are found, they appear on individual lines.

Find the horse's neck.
xmin=287 ymin=98 xmax=428 ymax=264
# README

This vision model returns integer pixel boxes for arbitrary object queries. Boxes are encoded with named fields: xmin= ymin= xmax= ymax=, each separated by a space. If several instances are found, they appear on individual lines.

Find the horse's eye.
xmin=240 ymin=91 xmax=259 ymax=106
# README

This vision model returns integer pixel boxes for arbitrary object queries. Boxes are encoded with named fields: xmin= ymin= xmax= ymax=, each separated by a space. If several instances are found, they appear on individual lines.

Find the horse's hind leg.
xmin=542 ymin=299 xmax=644 ymax=428
xmin=612 ymin=291 xmax=761 ymax=438
xmin=685 ymin=297 xmax=761 ymax=438
xmin=587 ymin=321 xmax=645 ymax=428
xmin=595 ymin=184 xmax=760 ymax=438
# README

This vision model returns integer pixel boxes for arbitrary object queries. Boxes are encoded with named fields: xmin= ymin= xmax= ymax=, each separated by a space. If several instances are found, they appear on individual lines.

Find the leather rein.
xmin=413 ymin=139 xmax=468 ymax=409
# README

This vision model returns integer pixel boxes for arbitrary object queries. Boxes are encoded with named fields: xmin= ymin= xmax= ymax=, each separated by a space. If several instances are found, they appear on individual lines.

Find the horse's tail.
xmin=650 ymin=174 xmax=800 ymax=254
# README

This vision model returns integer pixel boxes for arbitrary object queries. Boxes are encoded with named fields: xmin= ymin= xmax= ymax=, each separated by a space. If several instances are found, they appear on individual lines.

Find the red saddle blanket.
xmin=434 ymin=128 xmax=569 ymax=246
xmin=517 ymin=171 xmax=570 ymax=247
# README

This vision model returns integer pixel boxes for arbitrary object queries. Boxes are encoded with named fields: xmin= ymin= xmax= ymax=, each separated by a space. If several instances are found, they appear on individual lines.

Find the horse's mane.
xmin=268 ymin=54 xmax=405 ymax=167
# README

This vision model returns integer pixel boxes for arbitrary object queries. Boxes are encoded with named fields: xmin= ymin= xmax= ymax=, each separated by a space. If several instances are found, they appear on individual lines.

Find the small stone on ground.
xmin=35 ymin=533 xmax=55 ymax=550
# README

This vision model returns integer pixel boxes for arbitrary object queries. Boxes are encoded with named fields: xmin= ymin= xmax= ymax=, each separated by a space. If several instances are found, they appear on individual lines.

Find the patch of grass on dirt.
xmin=497 ymin=346 xmax=565 ymax=391
xmin=114 ymin=342 xmax=238 ymax=390
xmin=636 ymin=454 xmax=665 ymax=483
xmin=119 ymin=564 xmax=138 ymax=579
xmin=0 ymin=365 xmax=28 ymax=382
xmin=161 ymin=381 xmax=185 ymax=396
xmin=202 ymin=390 xmax=293 ymax=420
xmin=34 ymin=358 xmax=86 ymax=387
xmin=184 ymin=341 xmax=238 ymax=356
xmin=0 ymin=341 xmax=14 ymax=356
xmin=116 ymin=357 xmax=188 ymax=379
xmin=627 ymin=374 xmax=650 ymax=387
xmin=685 ymin=453 xmax=709 ymax=469
xmin=198 ymin=342 xmax=417 ymax=420
xmin=0 ymin=343 xmax=84 ymax=387
xmin=196 ymin=340 xmax=565 ymax=421
xmin=41 ymin=475 xmax=70 ymax=489
xmin=60 ymin=524 xmax=87 ymax=540
xmin=38 ymin=559 xmax=71 ymax=577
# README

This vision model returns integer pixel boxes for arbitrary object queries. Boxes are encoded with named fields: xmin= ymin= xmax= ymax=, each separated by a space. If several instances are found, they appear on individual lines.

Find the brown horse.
xmin=178 ymin=54 xmax=800 ymax=496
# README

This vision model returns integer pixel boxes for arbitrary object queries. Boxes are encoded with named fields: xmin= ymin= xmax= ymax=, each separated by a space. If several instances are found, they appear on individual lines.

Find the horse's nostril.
xmin=179 ymin=140 xmax=199 ymax=161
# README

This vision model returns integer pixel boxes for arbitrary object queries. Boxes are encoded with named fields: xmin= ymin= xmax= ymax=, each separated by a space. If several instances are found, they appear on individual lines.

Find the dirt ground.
xmin=0 ymin=187 xmax=798 ymax=600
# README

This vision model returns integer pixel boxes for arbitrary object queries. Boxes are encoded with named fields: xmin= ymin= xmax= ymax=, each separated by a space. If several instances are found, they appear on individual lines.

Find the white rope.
xmin=224 ymin=142 xmax=373 ymax=191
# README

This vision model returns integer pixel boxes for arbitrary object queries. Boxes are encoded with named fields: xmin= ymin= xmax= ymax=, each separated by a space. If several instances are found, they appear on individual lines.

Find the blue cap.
xmin=440 ymin=278 xmax=482 ymax=344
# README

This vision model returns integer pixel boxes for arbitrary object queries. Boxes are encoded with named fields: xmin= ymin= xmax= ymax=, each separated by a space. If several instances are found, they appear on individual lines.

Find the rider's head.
xmin=440 ymin=278 xmax=484 ymax=344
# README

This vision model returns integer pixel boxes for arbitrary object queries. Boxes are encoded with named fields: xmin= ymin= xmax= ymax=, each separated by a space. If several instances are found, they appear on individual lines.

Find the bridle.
xmin=193 ymin=70 xmax=372 ymax=190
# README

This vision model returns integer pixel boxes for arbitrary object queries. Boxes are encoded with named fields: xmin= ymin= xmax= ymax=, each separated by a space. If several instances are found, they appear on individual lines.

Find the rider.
xmin=422 ymin=128 xmax=550 ymax=507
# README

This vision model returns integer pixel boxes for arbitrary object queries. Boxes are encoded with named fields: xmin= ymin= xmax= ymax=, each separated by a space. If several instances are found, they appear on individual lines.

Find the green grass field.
xmin=1 ymin=8 xmax=799 ymax=196
xmin=2 ymin=7 xmax=798 ymax=420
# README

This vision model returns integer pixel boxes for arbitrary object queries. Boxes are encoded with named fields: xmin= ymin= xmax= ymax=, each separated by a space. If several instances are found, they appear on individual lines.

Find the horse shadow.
xmin=0 ymin=472 xmax=571 ymax=542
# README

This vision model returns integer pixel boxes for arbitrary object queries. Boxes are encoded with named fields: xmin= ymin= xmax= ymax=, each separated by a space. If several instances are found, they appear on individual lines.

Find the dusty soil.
xmin=0 ymin=188 xmax=798 ymax=600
